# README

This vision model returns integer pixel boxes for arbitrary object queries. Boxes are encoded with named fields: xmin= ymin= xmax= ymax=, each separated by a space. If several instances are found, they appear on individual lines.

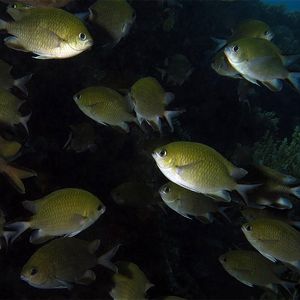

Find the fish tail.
xmin=291 ymin=186 xmax=300 ymax=199
xmin=5 ymin=221 xmax=30 ymax=243
xmin=97 ymin=244 xmax=121 ymax=272
xmin=236 ymin=184 xmax=261 ymax=205
xmin=287 ymin=72 xmax=300 ymax=92
xmin=20 ymin=112 xmax=32 ymax=134
xmin=164 ymin=109 xmax=185 ymax=132
xmin=218 ymin=206 xmax=232 ymax=223
xmin=2 ymin=231 xmax=15 ymax=246
xmin=14 ymin=74 xmax=32 ymax=95
xmin=0 ymin=19 xmax=8 ymax=30
xmin=1 ymin=163 xmax=37 ymax=194
xmin=210 ymin=37 xmax=227 ymax=52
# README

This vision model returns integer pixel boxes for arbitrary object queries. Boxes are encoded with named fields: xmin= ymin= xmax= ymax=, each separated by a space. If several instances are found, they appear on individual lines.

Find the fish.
xmin=64 ymin=123 xmax=97 ymax=153
xmin=110 ymin=261 xmax=154 ymax=300
xmin=152 ymin=141 xmax=254 ymax=202
xmin=219 ymin=250 xmax=290 ymax=293
xmin=89 ymin=0 xmax=135 ymax=45
xmin=212 ymin=19 xmax=273 ymax=51
xmin=129 ymin=77 xmax=182 ymax=132
xmin=0 ymin=157 xmax=36 ymax=193
xmin=0 ymin=88 xmax=31 ymax=133
xmin=241 ymin=218 xmax=300 ymax=269
xmin=162 ymin=10 xmax=176 ymax=32
xmin=0 ymin=0 xmax=73 ymax=7
xmin=74 ymin=86 xmax=137 ymax=133
xmin=0 ymin=7 xmax=93 ymax=59
xmin=0 ymin=60 xmax=32 ymax=95
xmin=111 ymin=181 xmax=157 ymax=208
xmin=224 ymin=38 xmax=300 ymax=92
xmin=21 ymin=237 xmax=119 ymax=289
xmin=0 ymin=135 xmax=22 ymax=160
xmin=6 ymin=188 xmax=105 ymax=244
xmin=241 ymin=207 xmax=300 ymax=229
xmin=157 ymin=54 xmax=194 ymax=86
xmin=159 ymin=181 xmax=228 ymax=223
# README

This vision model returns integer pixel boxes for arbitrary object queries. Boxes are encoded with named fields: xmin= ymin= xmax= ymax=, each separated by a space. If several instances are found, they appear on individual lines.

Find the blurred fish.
xmin=157 ymin=54 xmax=193 ymax=86
xmin=251 ymin=194 xmax=294 ymax=210
xmin=212 ymin=19 xmax=273 ymax=51
xmin=0 ymin=209 xmax=12 ymax=249
xmin=224 ymin=38 xmax=300 ymax=92
xmin=89 ymin=0 xmax=135 ymax=45
xmin=74 ymin=86 xmax=136 ymax=132
xmin=242 ymin=218 xmax=300 ymax=269
xmin=0 ymin=157 xmax=36 ymax=193
xmin=129 ymin=77 xmax=182 ymax=132
xmin=7 ymin=188 xmax=105 ymax=244
xmin=0 ymin=135 xmax=22 ymax=160
xmin=0 ymin=0 xmax=73 ymax=7
xmin=110 ymin=261 xmax=153 ymax=300
xmin=159 ymin=181 xmax=229 ymax=223
xmin=219 ymin=250 xmax=290 ymax=292
xmin=152 ymin=141 xmax=255 ymax=202
xmin=64 ymin=123 xmax=97 ymax=153
xmin=0 ymin=88 xmax=31 ymax=132
xmin=0 ymin=60 xmax=32 ymax=95
xmin=111 ymin=181 xmax=157 ymax=208
xmin=163 ymin=10 xmax=176 ymax=32
xmin=0 ymin=7 xmax=93 ymax=59
xmin=241 ymin=207 xmax=300 ymax=229
xmin=21 ymin=237 xmax=119 ymax=289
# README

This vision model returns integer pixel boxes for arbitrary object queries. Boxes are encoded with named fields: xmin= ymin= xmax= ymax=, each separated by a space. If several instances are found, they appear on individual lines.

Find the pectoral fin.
xmin=30 ymin=229 xmax=53 ymax=244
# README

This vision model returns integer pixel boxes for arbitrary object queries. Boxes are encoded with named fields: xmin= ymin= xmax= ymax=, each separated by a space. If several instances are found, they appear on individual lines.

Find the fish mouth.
xmin=68 ymin=39 xmax=94 ymax=52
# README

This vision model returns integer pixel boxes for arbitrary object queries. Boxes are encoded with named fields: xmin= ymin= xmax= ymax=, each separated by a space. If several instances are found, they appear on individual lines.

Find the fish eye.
xmin=163 ymin=186 xmax=171 ymax=193
xmin=223 ymin=257 xmax=227 ymax=263
xmin=158 ymin=149 xmax=167 ymax=157
xmin=74 ymin=94 xmax=81 ymax=101
xmin=30 ymin=268 xmax=38 ymax=276
xmin=97 ymin=205 xmax=102 ymax=211
xmin=79 ymin=33 xmax=87 ymax=41
xmin=245 ymin=224 xmax=252 ymax=231
xmin=232 ymin=45 xmax=239 ymax=53
xmin=264 ymin=30 xmax=269 ymax=36
xmin=12 ymin=4 xmax=17 ymax=8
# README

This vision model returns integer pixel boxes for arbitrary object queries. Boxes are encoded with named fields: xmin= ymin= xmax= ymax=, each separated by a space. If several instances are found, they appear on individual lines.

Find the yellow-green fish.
xmin=111 ymin=181 xmax=157 ymax=208
xmin=159 ymin=181 xmax=228 ymax=223
xmin=219 ymin=250 xmax=288 ymax=292
xmin=224 ymin=38 xmax=300 ymax=92
xmin=110 ymin=261 xmax=153 ymax=300
xmin=21 ymin=237 xmax=119 ymax=289
xmin=0 ymin=7 xmax=93 ymax=59
xmin=242 ymin=218 xmax=300 ymax=268
xmin=89 ymin=0 xmax=135 ymax=45
xmin=0 ymin=88 xmax=31 ymax=132
xmin=129 ymin=77 xmax=182 ymax=132
xmin=7 ymin=188 xmax=105 ymax=244
xmin=0 ymin=157 xmax=36 ymax=193
xmin=0 ymin=135 xmax=22 ymax=159
xmin=213 ymin=19 xmax=273 ymax=51
xmin=0 ymin=0 xmax=73 ymax=7
xmin=152 ymin=141 xmax=253 ymax=202
xmin=74 ymin=86 xmax=136 ymax=132
xmin=0 ymin=59 xmax=32 ymax=94
xmin=241 ymin=207 xmax=300 ymax=229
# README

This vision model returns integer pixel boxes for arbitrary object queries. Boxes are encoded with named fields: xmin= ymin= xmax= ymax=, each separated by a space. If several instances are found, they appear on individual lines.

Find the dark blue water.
xmin=263 ymin=0 xmax=300 ymax=11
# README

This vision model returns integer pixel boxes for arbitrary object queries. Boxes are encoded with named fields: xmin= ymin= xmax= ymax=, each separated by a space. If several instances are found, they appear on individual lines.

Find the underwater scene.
xmin=2 ymin=0 xmax=300 ymax=299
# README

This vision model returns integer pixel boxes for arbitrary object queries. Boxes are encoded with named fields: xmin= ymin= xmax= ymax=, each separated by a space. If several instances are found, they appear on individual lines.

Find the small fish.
xmin=241 ymin=207 xmax=300 ymax=229
xmin=0 ymin=60 xmax=32 ymax=95
xmin=0 ymin=7 xmax=93 ymax=59
xmin=89 ymin=0 xmax=135 ymax=45
xmin=7 ymin=188 xmax=105 ymax=244
xmin=157 ymin=54 xmax=193 ymax=86
xmin=224 ymin=38 xmax=300 ymax=92
xmin=64 ymin=123 xmax=97 ymax=153
xmin=111 ymin=181 xmax=157 ymax=208
xmin=219 ymin=250 xmax=290 ymax=293
xmin=212 ymin=19 xmax=273 ymax=51
xmin=110 ymin=261 xmax=154 ymax=300
xmin=0 ymin=135 xmax=22 ymax=160
xmin=74 ymin=86 xmax=136 ymax=133
xmin=152 ymin=141 xmax=255 ymax=202
xmin=0 ymin=157 xmax=36 ymax=193
xmin=129 ymin=77 xmax=182 ymax=132
xmin=21 ymin=237 xmax=119 ymax=289
xmin=242 ymin=218 xmax=300 ymax=269
xmin=0 ymin=0 xmax=73 ymax=7
xmin=0 ymin=88 xmax=31 ymax=132
xmin=159 ymin=181 xmax=228 ymax=223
